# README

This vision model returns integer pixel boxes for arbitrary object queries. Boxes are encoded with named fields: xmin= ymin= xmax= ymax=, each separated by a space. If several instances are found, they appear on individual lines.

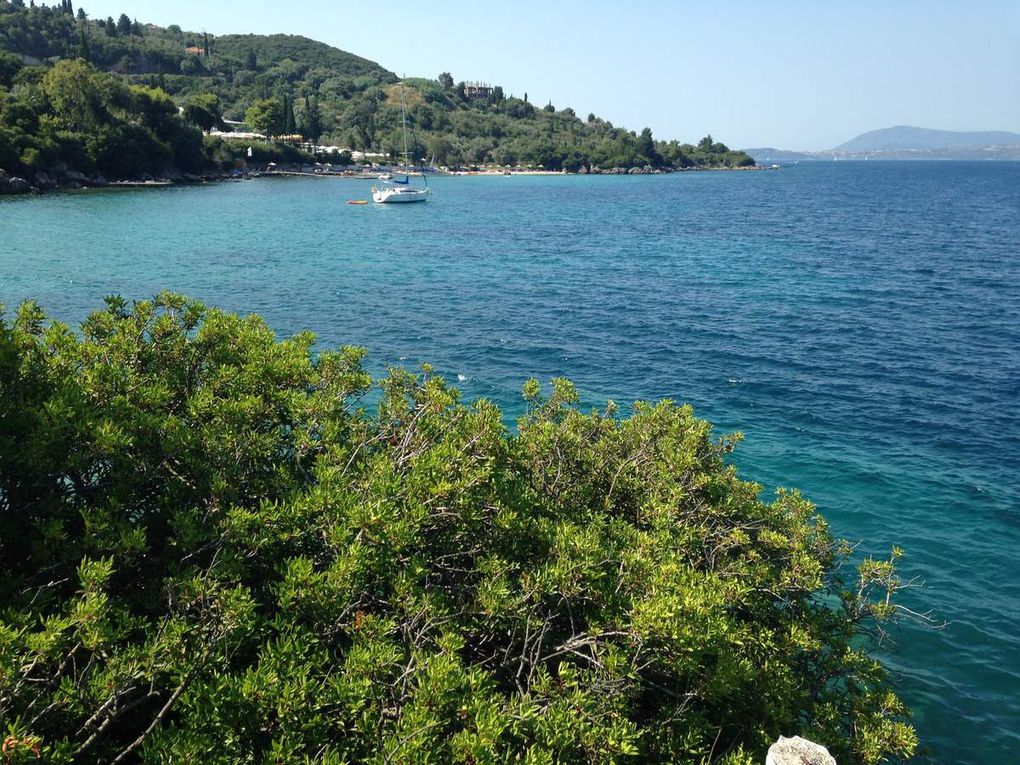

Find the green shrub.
xmin=0 ymin=295 xmax=917 ymax=763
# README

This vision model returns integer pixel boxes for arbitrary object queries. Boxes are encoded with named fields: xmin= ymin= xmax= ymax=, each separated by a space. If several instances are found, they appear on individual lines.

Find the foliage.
xmin=0 ymin=295 xmax=918 ymax=763
xmin=244 ymin=96 xmax=284 ymax=137
xmin=202 ymin=135 xmax=311 ymax=169
xmin=0 ymin=3 xmax=755 ymax=173
xmin=182 ymin=92 xmax=221 ymax=131
xmin=0 ymin=56 xmax=208 ymax=178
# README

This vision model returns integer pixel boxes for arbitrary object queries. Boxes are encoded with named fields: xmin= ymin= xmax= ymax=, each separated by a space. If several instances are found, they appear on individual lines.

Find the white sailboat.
xmin=371 ymin=83 xmax=431 ymax=204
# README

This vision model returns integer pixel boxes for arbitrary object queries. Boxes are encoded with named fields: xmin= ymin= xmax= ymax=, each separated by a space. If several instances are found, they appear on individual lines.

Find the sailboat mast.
xmin=400 ymin=81 xmax=409 ymax=172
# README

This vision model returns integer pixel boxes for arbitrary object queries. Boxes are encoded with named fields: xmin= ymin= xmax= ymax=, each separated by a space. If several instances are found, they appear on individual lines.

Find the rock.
xmin=766 ymin=736 xmax=836 ymax=765
xmin=0 ymin=169 xmax=31 ymax=194
xmin=34 ymin=171 xmax=58 ymax=189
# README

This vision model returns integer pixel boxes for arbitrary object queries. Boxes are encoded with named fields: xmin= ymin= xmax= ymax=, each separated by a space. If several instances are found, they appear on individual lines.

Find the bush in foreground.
xmin=0 ymin=295 xmax=916 ymax=763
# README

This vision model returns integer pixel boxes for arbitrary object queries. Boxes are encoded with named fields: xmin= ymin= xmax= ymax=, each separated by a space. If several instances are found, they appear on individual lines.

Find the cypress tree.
xmin=283 ymin=94 xmax=296 ymax=134
xmin=77 ymin=27 xmax=89 ymax=61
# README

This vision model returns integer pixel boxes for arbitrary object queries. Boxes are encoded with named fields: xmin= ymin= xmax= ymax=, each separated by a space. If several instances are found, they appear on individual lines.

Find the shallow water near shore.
xmin=2 ymin=163 xmax=1019 ymax=763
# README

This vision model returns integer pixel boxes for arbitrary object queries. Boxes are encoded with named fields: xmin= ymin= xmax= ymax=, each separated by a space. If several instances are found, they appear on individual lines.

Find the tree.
xmin=698 ymin=134 xmax=714 ymax=152
xmin=426 ymin=133 xmax=453 ymax=165
xmin=183 ymin=93 xmax=221 ymax=131
xmin=637 ymin=126 xmax=660 ymax=165
xmin=116 ymin=12 xmax=131 ymax=35
xmin=130 ymin=86 xmax=181 ymax=141
xmin=246 ymin=48 xmax=258 ymax=70
xmin=179 ymin=55 xmax=206 ymax=76
xmin=438 ymin=71 xmax=453 ymax=89
xmin=0 ymin=51 xmax=23 ymax=88
xmin=0 ymin=296 xmax=920 ymax=764
xmin=283 ymin=93 xmax=297 ymax=134
xmin=245 ymin=97 xmax=285 ymax=136
xmin=300 ymin=95 xmax=323 ymax=142
xmin=41 ymin=58 xmax=113 ymax=132
xmin=351 ymin=94 xmax=377 ymax=148
xmin=104 ymin=16 xmax=116 ymax=36
xmin=76 ymin=26 xmax=89 ymax=61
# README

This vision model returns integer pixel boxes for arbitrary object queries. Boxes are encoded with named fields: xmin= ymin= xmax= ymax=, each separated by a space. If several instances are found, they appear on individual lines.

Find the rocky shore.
xmin=0 ymin=165 xmax=256 ymax=196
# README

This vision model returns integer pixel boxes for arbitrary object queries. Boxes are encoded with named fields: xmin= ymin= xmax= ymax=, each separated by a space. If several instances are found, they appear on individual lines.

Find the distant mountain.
xmin=742 ymin=148 xmax=823 ymax=163
xmin=834 ymin=126 xmax=1020 ymax=152
xmin=744 ymin=126 xmax=1020 ymax=163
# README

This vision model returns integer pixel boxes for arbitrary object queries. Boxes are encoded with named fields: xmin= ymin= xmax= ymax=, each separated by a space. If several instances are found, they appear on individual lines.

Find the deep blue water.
xmin=2 ymin=163 xmax=1019 ymax=763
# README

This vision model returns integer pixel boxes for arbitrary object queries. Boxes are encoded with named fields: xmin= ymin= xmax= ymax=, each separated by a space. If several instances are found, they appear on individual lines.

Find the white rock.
xmin=766 ymin=735 xmax=836 ymax=765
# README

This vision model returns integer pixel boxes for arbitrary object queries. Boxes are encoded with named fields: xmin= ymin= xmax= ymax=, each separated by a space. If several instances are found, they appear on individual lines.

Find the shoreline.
xmin=0 ymin=163 xmax=777 ymax=198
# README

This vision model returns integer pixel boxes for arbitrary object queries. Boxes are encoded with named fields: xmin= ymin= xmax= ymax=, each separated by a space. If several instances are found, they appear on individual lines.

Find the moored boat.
xmin=371 ymin=82 xmax=431 ymax=204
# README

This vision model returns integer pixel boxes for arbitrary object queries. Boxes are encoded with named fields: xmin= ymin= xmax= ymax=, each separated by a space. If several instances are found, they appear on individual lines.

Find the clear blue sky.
xmin=75 ymin=0 xmax=1019 ymax=150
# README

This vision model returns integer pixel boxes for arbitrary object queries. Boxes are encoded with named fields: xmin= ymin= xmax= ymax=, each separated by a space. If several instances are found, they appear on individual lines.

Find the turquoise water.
xmin=2 ymin=164 xmax=1019 ymax=763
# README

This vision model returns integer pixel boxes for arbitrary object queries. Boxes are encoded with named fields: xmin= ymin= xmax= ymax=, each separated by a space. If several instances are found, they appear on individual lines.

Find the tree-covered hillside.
xmin=0 ymin=0 xmax=753 ymax=182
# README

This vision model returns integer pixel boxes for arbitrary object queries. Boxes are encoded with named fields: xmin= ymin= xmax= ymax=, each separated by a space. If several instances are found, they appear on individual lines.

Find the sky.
xmin=72 ymin=0 xmax=1020 ymax=150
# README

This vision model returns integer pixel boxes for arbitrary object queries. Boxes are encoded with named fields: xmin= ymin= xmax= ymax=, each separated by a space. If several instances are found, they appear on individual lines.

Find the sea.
xmin=2 ymin=162 xmax=1018 ymax=763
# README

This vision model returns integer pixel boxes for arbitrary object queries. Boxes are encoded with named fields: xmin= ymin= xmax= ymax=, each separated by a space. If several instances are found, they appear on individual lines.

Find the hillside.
xmin=0 ymin=1 xmax=753 ymax=182
xmin=834 ymin=125 xmax=1020 ymax=152
xmin=741 ymin=147 xmax=821 ymax=163
xmin=744 ymin=126 xmax=1020 ymax=163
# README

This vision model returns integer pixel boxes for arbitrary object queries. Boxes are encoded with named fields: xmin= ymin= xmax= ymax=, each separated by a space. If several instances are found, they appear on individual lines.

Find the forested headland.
xmin=0 ymin=294 xmax=920 ymax=763
xmin=0 ymin=1 xmax=754 ymax=188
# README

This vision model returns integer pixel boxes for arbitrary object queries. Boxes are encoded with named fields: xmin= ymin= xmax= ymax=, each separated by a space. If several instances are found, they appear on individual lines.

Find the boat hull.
xmin=372 ymin=187 xmax=431 ymax=203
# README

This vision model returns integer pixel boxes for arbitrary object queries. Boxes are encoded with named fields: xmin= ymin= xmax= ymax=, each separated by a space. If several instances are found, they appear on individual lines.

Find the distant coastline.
xmin=745 ymin=125 xmax=1020 ymax=163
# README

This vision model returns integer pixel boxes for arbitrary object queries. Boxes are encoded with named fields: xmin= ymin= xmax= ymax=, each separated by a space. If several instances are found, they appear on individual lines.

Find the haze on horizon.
xmin=73 ymin=0 xmax=1019 ymax=151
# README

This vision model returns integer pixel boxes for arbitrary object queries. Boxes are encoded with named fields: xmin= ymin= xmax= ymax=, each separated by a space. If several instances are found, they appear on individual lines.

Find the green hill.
xmin=0 ymin=1 xmax=753 ymax=184
xmin=212 ymin=33 xmax=395 ymax=80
